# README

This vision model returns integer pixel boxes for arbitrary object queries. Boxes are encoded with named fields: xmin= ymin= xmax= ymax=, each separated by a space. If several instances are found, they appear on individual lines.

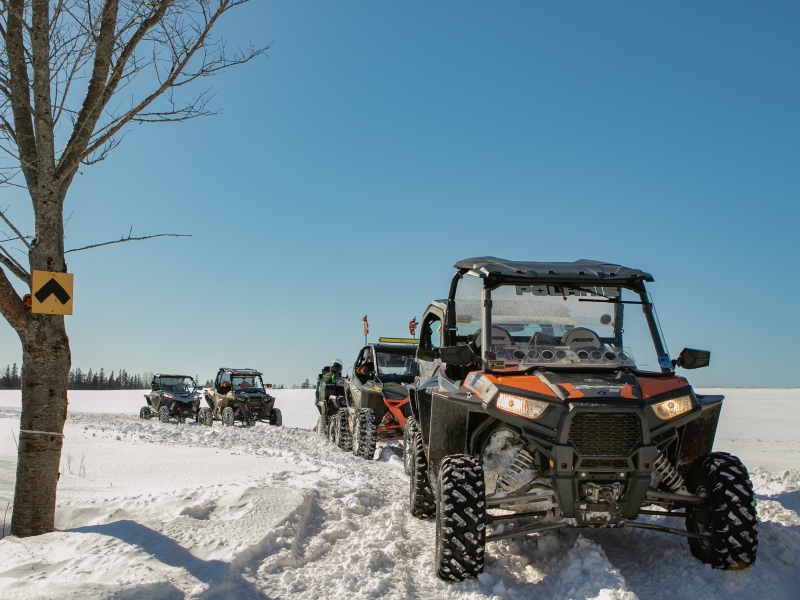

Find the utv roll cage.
xmin=435 ymin=257 xmax=671 ymax=374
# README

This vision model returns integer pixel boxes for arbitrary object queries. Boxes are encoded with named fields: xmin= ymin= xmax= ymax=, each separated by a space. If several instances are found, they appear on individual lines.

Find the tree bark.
xmin=10 ymin=317 xmax=71 ymax=537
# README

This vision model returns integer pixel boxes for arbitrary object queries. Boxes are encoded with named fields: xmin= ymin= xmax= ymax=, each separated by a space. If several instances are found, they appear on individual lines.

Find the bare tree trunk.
xmin=10 ymin=185 xmax=71 ymax=536
xmin=11 ymin=319 xmax=70 ymax=537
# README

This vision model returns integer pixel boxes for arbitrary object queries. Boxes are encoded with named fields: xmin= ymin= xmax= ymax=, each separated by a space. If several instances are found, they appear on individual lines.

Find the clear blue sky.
xmin=1 ymin=1 xmax=798 ymax=387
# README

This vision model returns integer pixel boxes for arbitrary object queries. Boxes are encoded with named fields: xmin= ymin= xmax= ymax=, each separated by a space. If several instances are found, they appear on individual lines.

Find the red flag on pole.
xmin=409 ymin=317 xmax=418 ymax=338
xmin=362 ymin=315 xmax=369 ymax=336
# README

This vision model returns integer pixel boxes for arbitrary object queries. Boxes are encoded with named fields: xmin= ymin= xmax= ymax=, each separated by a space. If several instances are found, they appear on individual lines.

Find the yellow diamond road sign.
xmin=31 ymin=271 xmax=73 ymax=315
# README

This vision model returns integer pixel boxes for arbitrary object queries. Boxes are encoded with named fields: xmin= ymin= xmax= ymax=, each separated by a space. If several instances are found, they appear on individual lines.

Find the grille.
xmin=568 ymin=413 xmax=641 ymax=456
xmin=580 ymin=458 xmax=630 ymax=469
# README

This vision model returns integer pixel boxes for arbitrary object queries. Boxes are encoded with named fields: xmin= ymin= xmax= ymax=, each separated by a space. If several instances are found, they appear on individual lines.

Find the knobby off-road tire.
xmin=409 ymin=428 xmax=435 ymax=518
xmin=199 ymin=407 xmax=213 ymax=427
xmin=337 ymin=411 xmax=353 ymax=452
xmin=270 ymin=408 xmax=283 ymax=427
xmin=685 ymin=452 xmax=758 ymax=569
xmin=222 ymin=407 xmax=235 ymax=427
xmin=139 ymin=406 xmax=151 ymax=420
xmin=403 ymin=416 xmax=418 ymax=476
xmin=316 ymin=417 xmax=325 ymax=436
xmin=352 ymin=408 xmax=377 ymax=460
xmin=159 ymin=406 xmax=170 ymax=423
xmin=435 ymin=454 xmax=486 ymax=582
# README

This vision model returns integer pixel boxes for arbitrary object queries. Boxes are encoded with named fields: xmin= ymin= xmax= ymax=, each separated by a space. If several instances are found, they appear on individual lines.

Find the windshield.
xmin=232 ymin=374 xmax=265 ymax=389
xmin=375 ymin=351 xmax=418 ymax=383
xmin=455 ymin=275 xmax=665 ymax=372
xmin=159 ymin=376 xmax=196 ymax=394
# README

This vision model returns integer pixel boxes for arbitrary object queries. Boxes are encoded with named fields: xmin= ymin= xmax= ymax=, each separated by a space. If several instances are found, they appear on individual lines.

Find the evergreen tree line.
xmin=0 ymin=364 xmax=152 ymax=390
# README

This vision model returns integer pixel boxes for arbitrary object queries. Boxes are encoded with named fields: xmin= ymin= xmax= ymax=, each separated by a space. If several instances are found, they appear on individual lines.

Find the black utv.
xmin=205 ymin=368 xmax=282 ymax=427
xmin=406 ymin=257 xmax=757 ymax=581
xmin=140 ymin=374 xmax=211 ymax=425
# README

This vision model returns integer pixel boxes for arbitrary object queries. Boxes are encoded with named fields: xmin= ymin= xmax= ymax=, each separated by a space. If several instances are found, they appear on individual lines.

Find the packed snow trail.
xmin=1 ymin=405 xmax=799 ymax=599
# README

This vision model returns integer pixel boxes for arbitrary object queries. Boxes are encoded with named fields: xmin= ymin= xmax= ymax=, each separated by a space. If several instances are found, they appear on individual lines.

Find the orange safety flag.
xmin=362 ymin=315 xmax=369 ymax=336
xmin=409 ymin=317 xmax=418 ymax=336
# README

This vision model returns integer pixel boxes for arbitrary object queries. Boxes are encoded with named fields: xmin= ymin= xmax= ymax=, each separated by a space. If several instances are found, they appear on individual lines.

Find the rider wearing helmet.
xmin=329 ymin=359 xmax=344 ymax=379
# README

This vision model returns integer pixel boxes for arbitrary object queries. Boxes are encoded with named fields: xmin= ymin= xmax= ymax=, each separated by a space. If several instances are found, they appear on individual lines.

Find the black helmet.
xmin=330 ymin=358 xmax=343 ymax=374
xmin=322 ymin=365 xmax=331 ymax=373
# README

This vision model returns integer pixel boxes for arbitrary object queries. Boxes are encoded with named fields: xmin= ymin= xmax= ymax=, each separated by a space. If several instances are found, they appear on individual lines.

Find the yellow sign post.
xmin=31 ymin=271 xmax=74 ymax=315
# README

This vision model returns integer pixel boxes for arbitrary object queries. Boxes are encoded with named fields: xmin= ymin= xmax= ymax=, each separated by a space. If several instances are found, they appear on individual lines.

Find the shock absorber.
xmin=653 ymin=451 xmax=686 ymax=492
xmin=497 ymin=448 xmax=536 ymax=494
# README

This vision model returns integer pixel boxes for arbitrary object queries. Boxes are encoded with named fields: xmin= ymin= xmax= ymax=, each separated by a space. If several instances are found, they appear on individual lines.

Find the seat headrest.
xmin=561 ymin=328 xmax=601 ymax=347
xmin=474 ymin=326 xmax=514 ymax=347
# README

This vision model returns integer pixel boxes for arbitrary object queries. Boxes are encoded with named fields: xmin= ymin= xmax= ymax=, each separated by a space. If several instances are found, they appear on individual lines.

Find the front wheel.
xmin=139 ymin=406 xmax=151 ymax=420
xmin=352 ymin=408 xmax=377 ymax=460
xmin=435 ymin=454 xmax=486 ymax=582
xmin=199 ymin=407 xmax=213 ymax=426
xmin=685 ymin=452 xmax=758 ymax=569
xmin=221 ymin=406 xmax=235 ymax=427
xmin=270 ymin=407 xmax=283 ymax=427
xmin=159 ymin=406 xmax=170 ymax=423
xmin=337 ymin=412 xmax=352 ymax=452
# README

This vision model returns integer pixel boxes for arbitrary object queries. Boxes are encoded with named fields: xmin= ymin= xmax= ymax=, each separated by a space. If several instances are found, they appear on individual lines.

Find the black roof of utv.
xmin=218 ymin=368 xmax=263 ymax=376
xmin=153 ymin=373 xmax=194 ymax=380
xmin=454 ymin=257 xmax=653 ymax=285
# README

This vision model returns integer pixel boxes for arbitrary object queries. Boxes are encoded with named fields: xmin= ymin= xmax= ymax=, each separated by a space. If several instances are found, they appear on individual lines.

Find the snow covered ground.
xmin=0 ymin=388 xmax=798 ymax=599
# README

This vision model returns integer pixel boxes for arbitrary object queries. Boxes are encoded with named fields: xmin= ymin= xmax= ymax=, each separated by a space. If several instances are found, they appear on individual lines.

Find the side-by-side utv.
xmin=406 ymin=257 xmax=757 ymax=582
xmin=204 ymin=368 xmax=281 ymax=427
xmin=140 ymin=374 xmax=210 ymax=424
xmin=341 ymin=343 xmax=417 ymax=460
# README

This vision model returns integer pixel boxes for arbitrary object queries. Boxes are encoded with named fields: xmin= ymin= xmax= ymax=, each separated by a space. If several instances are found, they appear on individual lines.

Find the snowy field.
xmin=0 ymin=388 xmax=798 ymax=599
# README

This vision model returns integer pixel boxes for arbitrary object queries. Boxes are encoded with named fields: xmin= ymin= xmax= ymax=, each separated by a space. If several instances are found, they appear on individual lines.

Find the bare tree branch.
xmin=0 ymin=207 xmax=31 ymax=249
xmin=65 ymin=231 xmax=191 ymax=253
xmin=0 ymin=242 xmax=30 ymax=283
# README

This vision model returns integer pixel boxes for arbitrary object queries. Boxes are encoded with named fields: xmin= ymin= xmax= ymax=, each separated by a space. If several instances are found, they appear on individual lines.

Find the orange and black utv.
xmin=405 ymin=257 xmax=757 ymax=582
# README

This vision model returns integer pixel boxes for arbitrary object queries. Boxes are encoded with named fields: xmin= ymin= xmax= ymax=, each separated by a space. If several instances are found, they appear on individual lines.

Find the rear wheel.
xmin=222 ymin=406 xmax=235 ymax=427
xmin=685 ymin=452 xmax=758 ymax=569
xmin=159 ymin=406 xmax=170 ymax=423
xmin=337 ymin=411 xmax=352 ymax=451
xmin=409 ymin=428 xmax=435 ymax=518
xmin=403 ymin=416 xmax=418 ymax=476
xmin=270 ymin=407 xmax=283 ymax=427
xmin=435 ymin=454 xmax=486 ymax=581
xmin=139 ymin=406 xmax=151 ymax=420
xmin=352 ymin=408 xmax=377 ymax=460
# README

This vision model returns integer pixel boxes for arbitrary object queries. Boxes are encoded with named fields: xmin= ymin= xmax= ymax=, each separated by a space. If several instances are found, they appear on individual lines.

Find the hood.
xmin=482 ymin=370 xmax=690 ymax=403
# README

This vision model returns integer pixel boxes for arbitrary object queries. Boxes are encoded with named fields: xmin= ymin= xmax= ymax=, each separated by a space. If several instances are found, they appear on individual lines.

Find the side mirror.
xmin=675 ymin=348 xmax=710 ymax=370
xmin=416 ymin=346 xmax=440 ymax=361
xmin=439 ymin=345 xmax=476 ymax=366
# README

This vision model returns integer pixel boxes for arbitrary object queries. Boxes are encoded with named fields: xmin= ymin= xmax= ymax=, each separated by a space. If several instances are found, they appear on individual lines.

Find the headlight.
xmin=163 ymin=393 xmax=174 ymax=400
xmin=495 ymin=393 xmax=549 ymax=420
xmin=652 ymin=395 xmax=693 ymax=420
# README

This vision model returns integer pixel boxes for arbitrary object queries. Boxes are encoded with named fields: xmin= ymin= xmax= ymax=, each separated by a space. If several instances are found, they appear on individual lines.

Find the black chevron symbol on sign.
xmin=34 ymin=278 xmax=71 ymax=304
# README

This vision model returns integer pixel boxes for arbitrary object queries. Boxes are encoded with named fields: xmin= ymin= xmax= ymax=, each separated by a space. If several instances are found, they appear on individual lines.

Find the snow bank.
xmin=0 ymin=390 xmax=798 ymax=598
